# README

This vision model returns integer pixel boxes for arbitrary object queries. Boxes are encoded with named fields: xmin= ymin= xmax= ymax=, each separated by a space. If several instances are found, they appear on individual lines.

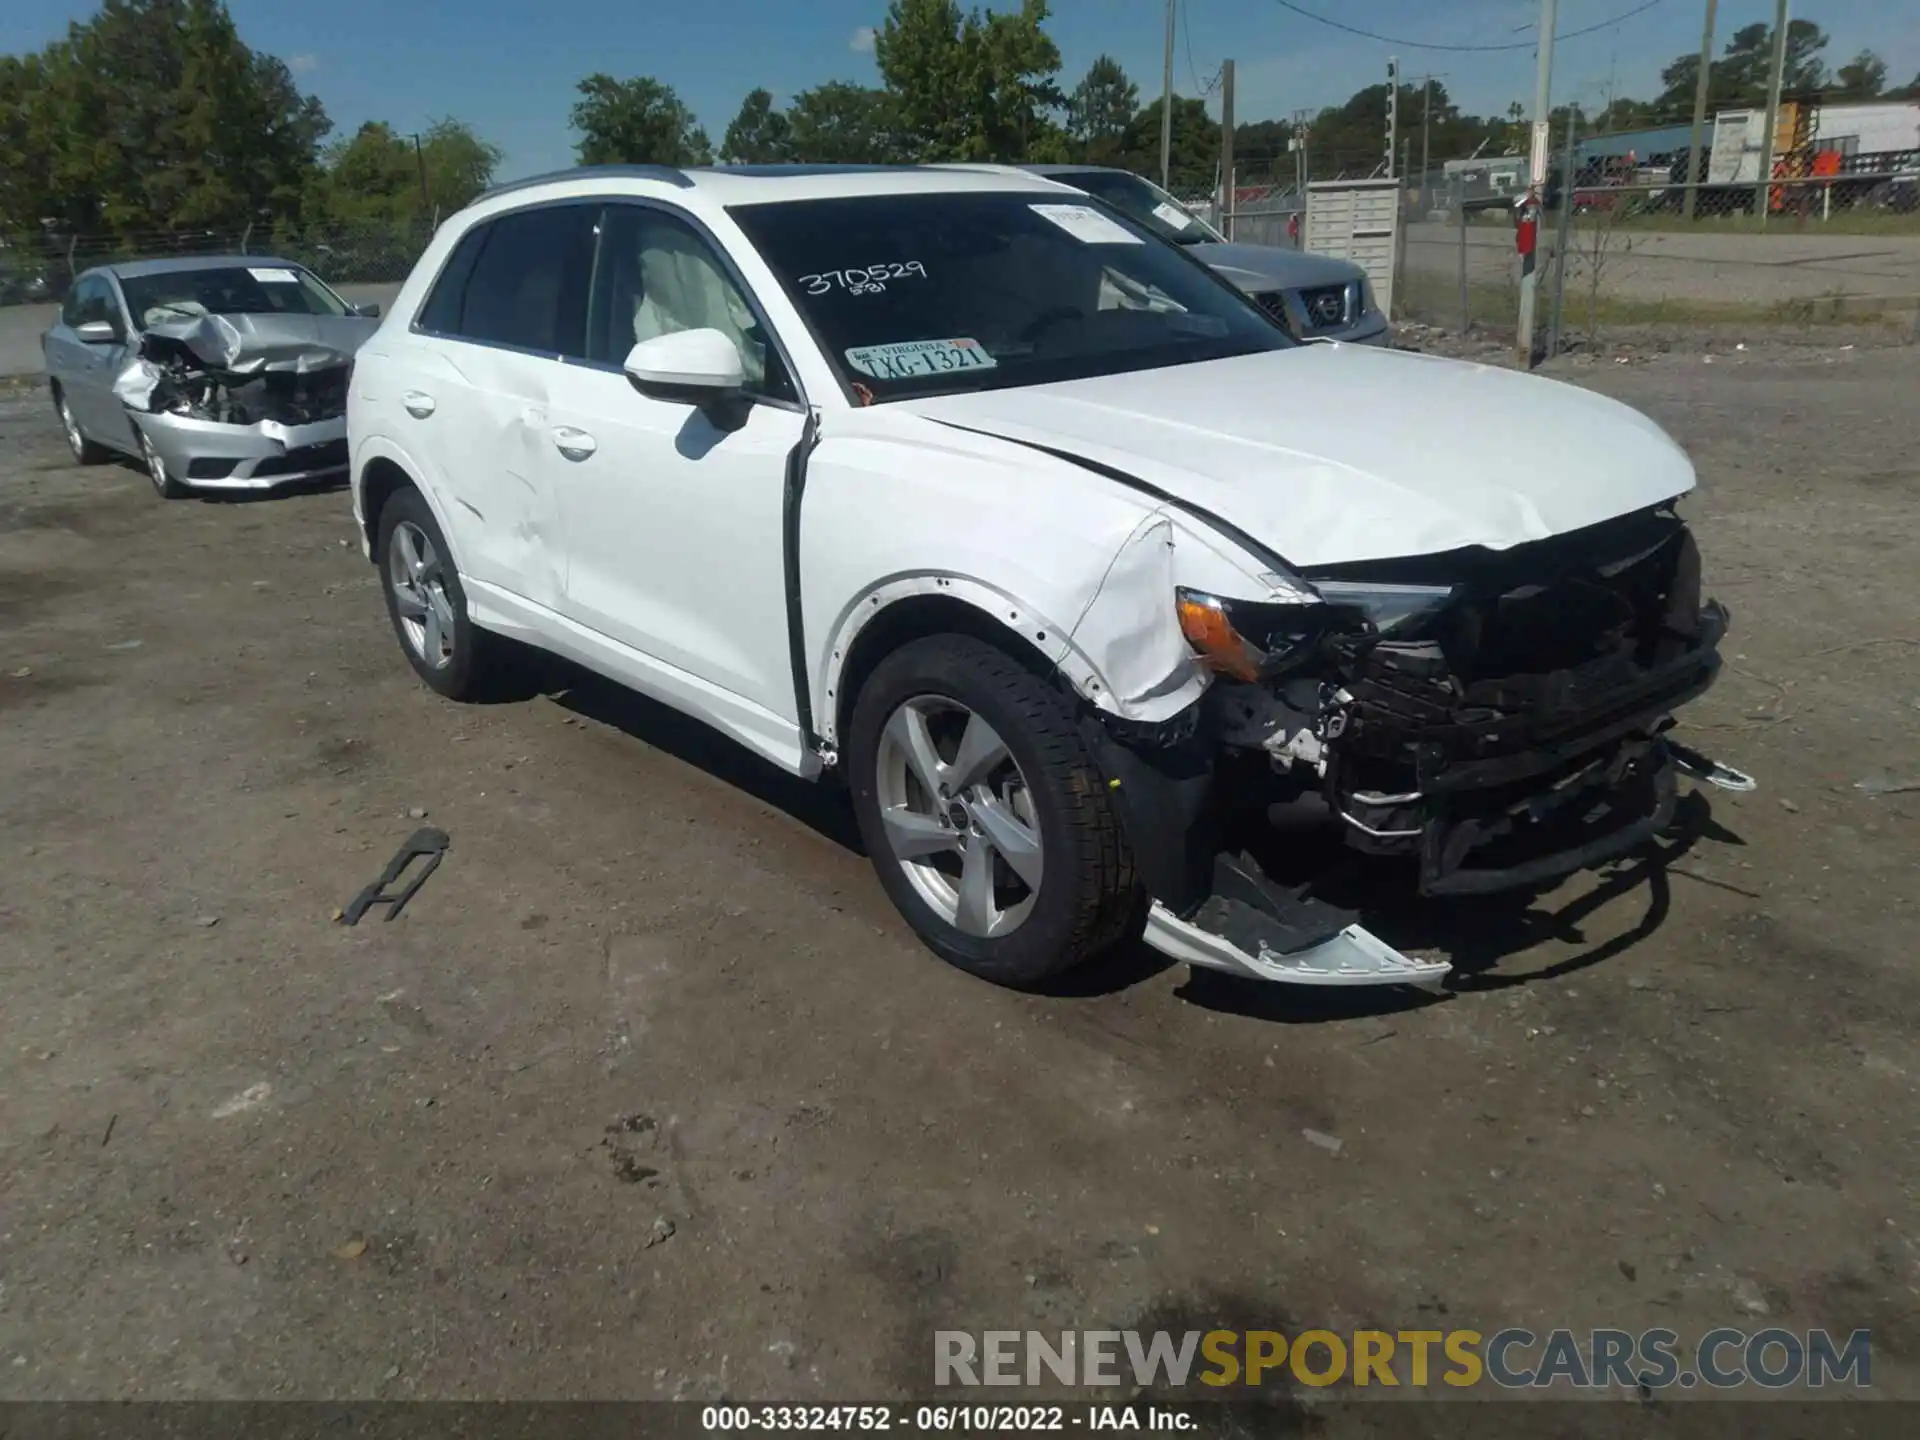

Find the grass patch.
xmin=1394 ymin=269 xmax=1918 ymax=336
xmin=1459 ymin=208 xmax=1920 ymax=238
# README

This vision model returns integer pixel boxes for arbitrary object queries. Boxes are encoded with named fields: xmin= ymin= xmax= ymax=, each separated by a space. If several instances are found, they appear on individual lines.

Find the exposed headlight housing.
xmin=1175 ymin=577 xmax=1458 ymax=680
xmin=1312 ymin=580 xmax=1456 ymax=637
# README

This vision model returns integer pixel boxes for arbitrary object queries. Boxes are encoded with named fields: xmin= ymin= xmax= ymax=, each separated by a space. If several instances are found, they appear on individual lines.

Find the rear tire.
xmin=847 ymin=634 xmax=1139 ymax=988
xmin=55 ymin=390 xmax=109 ymax=466
xmin=375 ymin=486 xmax=513 ymax=702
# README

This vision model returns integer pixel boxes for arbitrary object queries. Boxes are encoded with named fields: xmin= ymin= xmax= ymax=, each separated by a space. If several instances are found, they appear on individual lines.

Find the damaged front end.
xmin=1095 ymin=506 xmax=1751 ymax=987
xmin=113 ymin=311 xmax=373 ymax=487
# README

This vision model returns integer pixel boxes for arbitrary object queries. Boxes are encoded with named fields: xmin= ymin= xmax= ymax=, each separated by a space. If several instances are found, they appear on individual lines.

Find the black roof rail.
xmin=476 ymin=164 xmax=693 ymax=203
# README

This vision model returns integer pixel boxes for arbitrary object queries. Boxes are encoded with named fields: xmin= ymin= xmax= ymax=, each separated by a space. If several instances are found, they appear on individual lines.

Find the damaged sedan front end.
xmin=115 ymin=310 xmax=373 ymax=490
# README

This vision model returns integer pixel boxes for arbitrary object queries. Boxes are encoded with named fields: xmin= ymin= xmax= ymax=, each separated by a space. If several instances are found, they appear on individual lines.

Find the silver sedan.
xmin=42 ymin=256 xmax=378 ymax=497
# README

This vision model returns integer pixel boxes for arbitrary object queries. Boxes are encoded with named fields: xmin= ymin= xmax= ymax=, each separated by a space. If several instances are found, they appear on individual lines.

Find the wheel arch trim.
xmin=352 ymin=436 xmax=466 ymax=573
xmin=817 ymin=575 xmax=1123 ymax=749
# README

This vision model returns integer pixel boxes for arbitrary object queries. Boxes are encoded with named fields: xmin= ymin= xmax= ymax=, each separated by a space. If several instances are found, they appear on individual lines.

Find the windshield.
xmin=729 ymin=191 xmax=1288 ymax=403
xmin=1047 ymin=169 xmax=1224 ymax=245
xmin=118 ymin=264 xmax=351 ymax=329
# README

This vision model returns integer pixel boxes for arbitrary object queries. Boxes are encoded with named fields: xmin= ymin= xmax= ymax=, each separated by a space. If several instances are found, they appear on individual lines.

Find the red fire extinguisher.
xmin=1512 ymin=190 xmax=1540 ymax=277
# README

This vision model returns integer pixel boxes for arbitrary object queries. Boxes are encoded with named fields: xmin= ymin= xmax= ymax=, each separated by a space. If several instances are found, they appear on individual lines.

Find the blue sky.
xmin=6 ymin=0 xmax=1916 ymax=180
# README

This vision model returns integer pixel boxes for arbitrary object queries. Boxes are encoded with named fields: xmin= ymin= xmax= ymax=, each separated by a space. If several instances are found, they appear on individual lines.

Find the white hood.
xmin=894 ymin=345 xmax=1696 ymax=568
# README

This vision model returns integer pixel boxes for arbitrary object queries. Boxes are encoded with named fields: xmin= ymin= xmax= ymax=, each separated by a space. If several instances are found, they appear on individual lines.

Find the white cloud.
xmin=850 ymin=26 xmax=877 ymax=54
xmin=287 ymin=53 xmax=320 ymax=75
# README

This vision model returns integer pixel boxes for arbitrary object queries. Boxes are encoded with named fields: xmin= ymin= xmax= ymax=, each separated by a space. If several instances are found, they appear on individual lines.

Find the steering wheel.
xmin=1016 ymin=306 xmax=1086 ymax=344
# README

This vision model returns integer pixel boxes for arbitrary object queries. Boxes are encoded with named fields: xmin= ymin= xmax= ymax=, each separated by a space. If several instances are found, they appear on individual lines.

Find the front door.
xmin=547 ymin=202 xmax=807 ymax=726
xmin=58 ymin=276 xmax=135 ymax=446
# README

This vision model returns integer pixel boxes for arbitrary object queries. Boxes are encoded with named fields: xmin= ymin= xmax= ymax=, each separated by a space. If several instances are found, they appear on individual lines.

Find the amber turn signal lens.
xmin=1176 ymin=593 xmax=1263 ymax=681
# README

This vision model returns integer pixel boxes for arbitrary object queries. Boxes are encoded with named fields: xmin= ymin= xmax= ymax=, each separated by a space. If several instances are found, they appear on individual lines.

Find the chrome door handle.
xmin=551 ymin=426 xmax=597 ymax=461
xmin=402 ymin=391 xmax=436 ymax=418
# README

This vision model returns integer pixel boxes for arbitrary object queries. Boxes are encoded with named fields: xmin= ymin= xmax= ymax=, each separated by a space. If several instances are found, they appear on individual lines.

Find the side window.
xmin=68 ymin=277 xmax=109 ymax=329
xmin=93 ymin=279 xmax=128 ymax=337
xmin=416 ymin=225 xmax=488 ymax=335
xmin=61 ymin=281 xmax=89 ymax=328
xmin=425 ymin=204 xmax=595 ymax=357
xmin=588 ymin=204 xmax=797 ymax=403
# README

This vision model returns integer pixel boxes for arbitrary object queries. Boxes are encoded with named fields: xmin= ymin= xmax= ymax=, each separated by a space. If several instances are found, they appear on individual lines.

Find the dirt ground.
xmin=1 ymin=336 xmax=1916 ymax=1412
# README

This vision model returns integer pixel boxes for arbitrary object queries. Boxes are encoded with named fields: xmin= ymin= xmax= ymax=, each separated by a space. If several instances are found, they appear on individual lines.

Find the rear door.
xmin=391 ymin=203 xmax=598 ymax=612
xmin=54 ymin=276 xmax=135 ymax=444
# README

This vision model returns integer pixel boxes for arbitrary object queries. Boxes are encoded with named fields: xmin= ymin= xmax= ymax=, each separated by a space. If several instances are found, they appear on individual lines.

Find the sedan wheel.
xmin=58 ymin=395 xmax=107 ymax=465
xmin=139 ymin=429 xmax=186 ymax=498
xmin=386 ymin=520 xmax=457 ymax=671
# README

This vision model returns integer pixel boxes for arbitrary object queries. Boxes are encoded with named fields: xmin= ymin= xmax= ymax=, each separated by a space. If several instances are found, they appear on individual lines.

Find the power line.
xmin=1182 ymin=0 xmax=1220 ymax=97
xmin=1266 ymin=0 xmax=1667 ymax=54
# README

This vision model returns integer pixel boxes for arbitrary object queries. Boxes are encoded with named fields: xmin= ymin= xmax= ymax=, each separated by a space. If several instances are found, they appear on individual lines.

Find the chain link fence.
xmin=1 ymin=217 xmax=438 ymax=307
xmin=1400 ymin=175 xmax=1920 ymax=352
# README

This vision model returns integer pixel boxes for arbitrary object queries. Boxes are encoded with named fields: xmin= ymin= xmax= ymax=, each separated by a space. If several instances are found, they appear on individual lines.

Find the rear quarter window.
xmin=415 ymin=205 xmax=596 ymax=358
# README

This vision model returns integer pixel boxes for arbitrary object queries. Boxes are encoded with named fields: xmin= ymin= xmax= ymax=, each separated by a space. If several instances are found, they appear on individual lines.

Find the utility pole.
xmin=1385 ymin=57 xmax=1400 ymax=178
xmin=1755 ymin=0 xmax=1789 ymax=228
xmin=1682 ymin=0 xmax=1718 ymax=221
xmin=1219 ymin=59 xmax=1236 ymax=240
xmin=1404 ymin=73 xmax=1448 ymax=214
xmin=1159 ymin=0 xmax=1176 ymax=190
xmin=410 ymin=132 xmax=431 ymax=210
xmin=1515 ymin=0 xmax=1557 ymax=367
xmin=1420 ymin=75 xmax=1433 ymax=210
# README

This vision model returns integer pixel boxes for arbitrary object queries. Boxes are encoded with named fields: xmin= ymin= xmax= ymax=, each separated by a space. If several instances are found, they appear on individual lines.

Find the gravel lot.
xmin=1 ymin=340 xmax=1916 ymax=1408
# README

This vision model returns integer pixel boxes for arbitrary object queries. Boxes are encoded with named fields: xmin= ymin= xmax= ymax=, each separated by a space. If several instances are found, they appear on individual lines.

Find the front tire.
xmin=137 ymin=425 xmax=188 ymax=498
xmin=56 ymin=390 xmax=109 ymax=466
xmin=375 ymin=486 xmax=510 ymax=701
xmin=847 ymin=634 xmax=1139 ymax=988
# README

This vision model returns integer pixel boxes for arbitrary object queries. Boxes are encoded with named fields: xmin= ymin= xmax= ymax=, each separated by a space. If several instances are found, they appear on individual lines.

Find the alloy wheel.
xmin=60 ymin=399 xmax=84 ymax=460
xmin=139 ymin=431 xmax=170 ymax=494
xmin=387 ymin=520 xmax=457 ymax=670
xmin=874 ymin=695 xmax=1043 ymax=939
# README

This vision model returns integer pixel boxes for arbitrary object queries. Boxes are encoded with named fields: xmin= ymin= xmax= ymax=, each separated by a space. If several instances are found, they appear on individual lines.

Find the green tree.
xmin=978 ymin=0 xmax=1063 ymax=158
xmin=1119 ymin=95 xmax=1218 ymax=193
xmin=570 ymin=74 xmax=712 ymax=166
xmin=0 ymin=0 xmax=330 ymax=242
xmin=316 ymin=117 xmax=502 ymax=224
xmin=874 ymin=0 xmax=1062 ymax=161
xmin=1833 ymin=49 xmax=1886 ymax=100
xmin=1066 ymin=54 xmax=1136 ymax=162
xmin=786 ymin=82 xmax=901 ymax=163
xmin=721 ymin=87 xmax=793 ymax=164
xmin=0 ymin=54 xmax=60 ymax=242
xmin=875 ymin=0 xmax=989 ymax=160
xmin=1655 ymin=19 xmax=1829 ymax=112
